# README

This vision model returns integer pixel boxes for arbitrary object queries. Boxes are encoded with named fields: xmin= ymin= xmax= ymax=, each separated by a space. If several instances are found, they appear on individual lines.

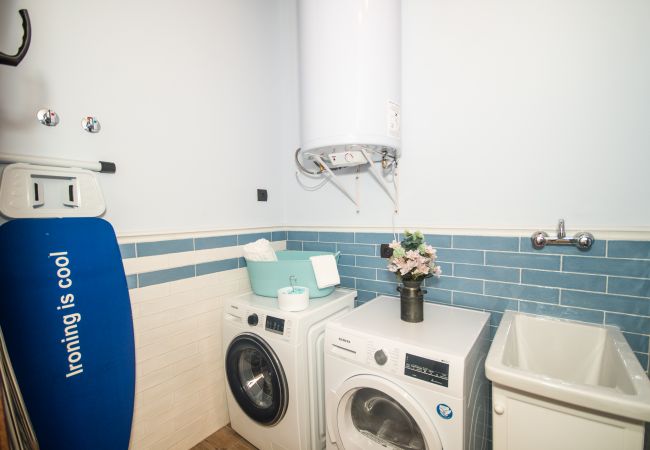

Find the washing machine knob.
xmin=374 ymin=349 xmax=388 ymax=365
xmin=247 ymin=314 xmax=258 ymax=326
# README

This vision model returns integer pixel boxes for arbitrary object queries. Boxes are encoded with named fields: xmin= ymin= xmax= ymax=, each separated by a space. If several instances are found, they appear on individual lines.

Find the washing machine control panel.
xmin=265 ymin=315 xmax=285 ymax=334
xmin=404 ymin=353 xmax=449 ymax=387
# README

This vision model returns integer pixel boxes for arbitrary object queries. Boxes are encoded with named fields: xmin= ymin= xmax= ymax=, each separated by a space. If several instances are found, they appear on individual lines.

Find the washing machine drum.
xmin=331 ymin=375 xmax=442 ymax=450
xmin=226 ymin=333 xmax=288 ymax=426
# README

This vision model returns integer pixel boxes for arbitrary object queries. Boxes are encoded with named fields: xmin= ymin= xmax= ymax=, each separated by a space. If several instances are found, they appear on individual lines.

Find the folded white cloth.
xmin=243 ymin=239 xmax=277 ymax=262
xmin=310 ymin=254 xmax=340 ymax=289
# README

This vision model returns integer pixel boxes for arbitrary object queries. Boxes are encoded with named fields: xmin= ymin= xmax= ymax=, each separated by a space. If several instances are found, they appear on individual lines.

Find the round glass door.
xmin=350 ymin=388 xmax=425 ymax=449
xmin=225 ymin=333 xmax=288 ymax=426
xmin=331 ymin=375 xmax=442 ymax=450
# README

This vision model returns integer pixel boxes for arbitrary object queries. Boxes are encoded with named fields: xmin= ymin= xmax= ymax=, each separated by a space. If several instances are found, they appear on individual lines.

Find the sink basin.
xmin=486 ymin=311 xmax=650 ymax=422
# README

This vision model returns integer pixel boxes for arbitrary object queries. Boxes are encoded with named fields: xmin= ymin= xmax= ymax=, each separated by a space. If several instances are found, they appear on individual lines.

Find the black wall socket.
xmin=380 ymin=243 xmax=393 ymax=258
xmin=257 ymin=189 xmax=268 ymax=202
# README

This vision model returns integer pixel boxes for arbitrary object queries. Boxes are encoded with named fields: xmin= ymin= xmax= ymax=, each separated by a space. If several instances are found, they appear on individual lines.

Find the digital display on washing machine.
xmin=265 ymin=316 xmax=285 ymax=334
xmin=404 ymin=353 xmax=449 ymax=387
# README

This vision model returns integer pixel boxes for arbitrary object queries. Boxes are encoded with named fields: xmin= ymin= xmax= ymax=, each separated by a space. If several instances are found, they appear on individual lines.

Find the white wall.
xmin=284 ymin=0 xmax=650 ymax=232
xmin=3 ymin=0 xmax=649 ymax=234
xmin=0 ymin=0 xmax=295 ymax=234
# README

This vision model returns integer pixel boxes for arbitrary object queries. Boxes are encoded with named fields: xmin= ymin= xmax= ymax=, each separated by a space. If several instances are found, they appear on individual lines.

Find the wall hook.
xmin=0 ymin=9 xmax=32 ymax=67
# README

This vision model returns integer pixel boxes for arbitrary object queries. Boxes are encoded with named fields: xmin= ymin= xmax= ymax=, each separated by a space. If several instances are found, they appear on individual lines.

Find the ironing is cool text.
xmin=50 ymin=251 xmax=84 ymax=379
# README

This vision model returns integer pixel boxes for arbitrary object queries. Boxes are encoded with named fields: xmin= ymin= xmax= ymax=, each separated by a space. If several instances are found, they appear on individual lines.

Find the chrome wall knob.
xmin=574 ymin=232 xmax=594 ymax=250
xmin=531 ymin=231 xmax=548 ymax=249
xmin=37 ymin=108 xmax=59 ymax=126
xmin=81 ymin=116 xmax=101 ymax=133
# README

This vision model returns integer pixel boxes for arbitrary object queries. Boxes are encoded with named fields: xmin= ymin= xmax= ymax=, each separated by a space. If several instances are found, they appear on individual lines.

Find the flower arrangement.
xmin=387 ymin=230 xmax=442 ymax=281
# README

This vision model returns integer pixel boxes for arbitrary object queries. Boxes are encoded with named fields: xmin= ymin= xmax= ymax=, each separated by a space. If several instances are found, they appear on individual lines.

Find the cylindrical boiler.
xmin=298 ymin=0 xmax=401 ymax=159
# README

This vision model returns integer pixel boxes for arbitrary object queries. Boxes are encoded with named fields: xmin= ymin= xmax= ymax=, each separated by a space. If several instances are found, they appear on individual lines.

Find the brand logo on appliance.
xmin=436 ymin=403 xmax=453 ymax=420
xmin=338 ymin=337 xmax=351 ymax=344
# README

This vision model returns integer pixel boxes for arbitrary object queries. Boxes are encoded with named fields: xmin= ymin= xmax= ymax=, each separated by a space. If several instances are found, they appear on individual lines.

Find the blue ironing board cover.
xmin=0 ymin=218 xmax=135 ymax=450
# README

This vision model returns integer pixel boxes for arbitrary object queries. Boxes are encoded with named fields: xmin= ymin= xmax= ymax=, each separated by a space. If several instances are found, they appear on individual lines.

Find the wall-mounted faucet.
xmin=531 ymin=219 xmax=594 ymax=251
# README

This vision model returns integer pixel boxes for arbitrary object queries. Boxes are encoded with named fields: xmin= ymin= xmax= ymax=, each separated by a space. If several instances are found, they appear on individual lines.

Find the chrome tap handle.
xmin=557 ymin=219 xmax=566 ymax=239
xmin=574 ymin=232 xmax=595 ymax=251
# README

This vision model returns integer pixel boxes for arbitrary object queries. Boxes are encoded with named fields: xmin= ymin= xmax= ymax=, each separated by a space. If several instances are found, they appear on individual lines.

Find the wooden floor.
xmin=191 ymin=425 xmax=257 ymax=450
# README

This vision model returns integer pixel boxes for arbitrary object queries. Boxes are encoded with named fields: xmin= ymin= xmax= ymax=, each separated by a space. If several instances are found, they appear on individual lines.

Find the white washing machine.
xmin=324 ymin=295 xmax=490 ymax=450
xmin=223 ymin=288 xmax=357 ymax=450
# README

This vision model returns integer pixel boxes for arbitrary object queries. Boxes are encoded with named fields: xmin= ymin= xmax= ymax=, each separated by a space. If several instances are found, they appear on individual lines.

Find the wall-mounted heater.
xmin=295 ymin=0 xmax=401 ymax=212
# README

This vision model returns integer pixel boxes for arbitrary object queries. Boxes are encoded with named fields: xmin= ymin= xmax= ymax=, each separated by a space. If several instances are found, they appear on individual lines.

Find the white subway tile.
xmin=136 ymin=324 xmax=213 ymax=363
xmin=193 ymin=246 xmax=243 ymax=264
xmin=137 ymin=290 xmax=201 ymax=318
xmin=132 ymin=392 xmax=174 ymax=422
xmin=167 ymin=251 xmax=197 ymax=269
xmin=124 ymin=254 xmax=171 ymax=275
xmin=135 ymin=316 xmax=199 ymax=349
xmin=136 ymin=363 xmax=178 ymax=393
xmin=167 ymin=417 xmax=208 ymax=450
xmin=121 ymin=233 xmax=243 ymax=449
xmin=129 ymin=283 xmax=170 ymax=303
xmin=132 ymin=411 xmax=177 ymax=449
xmin=136 ymin=342 xmax=198 ymax=378
xmin=133 ymin=297 xmax=221 ymax=334
xmin=168 ymin=275 xmax=204 ymax=294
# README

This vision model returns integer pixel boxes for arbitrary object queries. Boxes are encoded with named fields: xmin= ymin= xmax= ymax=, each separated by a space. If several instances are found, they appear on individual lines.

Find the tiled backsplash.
xmin=118 ymin=227 xmax=649 ymax=448
xmin=285 ymin=231 xmax=650 ymax=372
xmin=118 ymin=230 xmax=286 ymax=449
xmin=119 ymin=231 xmax=288 ymax=289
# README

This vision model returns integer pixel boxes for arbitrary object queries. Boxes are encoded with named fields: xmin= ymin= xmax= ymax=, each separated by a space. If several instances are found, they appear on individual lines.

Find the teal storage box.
xmin=246 ymin=250 xmax=339 ymax=298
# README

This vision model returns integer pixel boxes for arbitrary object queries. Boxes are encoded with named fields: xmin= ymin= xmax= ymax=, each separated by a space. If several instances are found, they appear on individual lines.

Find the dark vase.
xmin=397 ymin=278 xmax=427 ymax=323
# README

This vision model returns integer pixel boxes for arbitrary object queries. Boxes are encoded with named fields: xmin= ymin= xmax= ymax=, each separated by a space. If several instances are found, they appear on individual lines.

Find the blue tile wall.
xmin=139 ymin=265 xmax=195 ymax=288
xmin=119 ymin=243 xmax=136 ymax=259
xmin=195 ymin=235 xmax=238 ymax=250
xmin=608 ymin=241 xmax=650 ymax=259
xmin=196 ymin=258 xmax=239 ymax=276
xmin=303 ymin=241 xmax=337 ymax=252
xmin=238 ymin=232 xmax=272 ymax=245
xmin=119 ymin=229 xmax=650 ymax=374
xmin=121 ymin=232 xmax=261 ymax=289
xmin=125 ymin=274 xmax=137 ymax=290
xmin=137 ymin=238 xmax=194 ymax=257
xmin=271 ymin=231 xmax=288 ymax=241
xmin=288 ymin=230 xmax=650 ymax=373
xmin=319 ymin=231 xmax=355 ymax=243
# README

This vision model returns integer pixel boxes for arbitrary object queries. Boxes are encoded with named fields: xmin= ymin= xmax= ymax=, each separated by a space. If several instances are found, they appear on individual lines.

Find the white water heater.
xmin=298 ymin=0 xmax=401 ymax=159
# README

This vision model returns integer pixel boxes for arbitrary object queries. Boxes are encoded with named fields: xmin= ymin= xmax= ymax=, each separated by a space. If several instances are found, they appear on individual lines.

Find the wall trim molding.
xmin=117 ymin=225 xmax=650 ymax=242
xmin=283 ymin=225 xmax=650 ymax=241
xmin=117 ymin=226 xmax=282 ymax=243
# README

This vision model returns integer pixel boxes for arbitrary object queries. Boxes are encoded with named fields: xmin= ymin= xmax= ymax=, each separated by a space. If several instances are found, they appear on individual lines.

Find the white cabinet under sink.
xmin=492 ymin=385 xmax=644 ymax=450
xmin=486 ymin=311 xmax=650 ymax=450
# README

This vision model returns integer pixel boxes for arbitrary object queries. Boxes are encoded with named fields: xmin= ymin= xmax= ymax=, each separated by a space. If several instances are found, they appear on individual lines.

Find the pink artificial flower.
xmin=405 ymin=250 xmax=419 ymax=259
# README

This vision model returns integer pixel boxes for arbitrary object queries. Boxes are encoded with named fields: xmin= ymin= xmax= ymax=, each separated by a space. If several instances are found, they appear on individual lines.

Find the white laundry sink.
xmin=486 ymin=310 xmax=650 ymax=421
xmin=486 ymin=311 xmax=650 ymax=450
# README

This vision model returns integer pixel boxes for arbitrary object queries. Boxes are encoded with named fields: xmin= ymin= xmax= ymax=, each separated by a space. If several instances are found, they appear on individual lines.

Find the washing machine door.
xmin=329 ymin=374 xmax=443 ymax=450
xmin=225 ymin=332 xmax=289 ymax=426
